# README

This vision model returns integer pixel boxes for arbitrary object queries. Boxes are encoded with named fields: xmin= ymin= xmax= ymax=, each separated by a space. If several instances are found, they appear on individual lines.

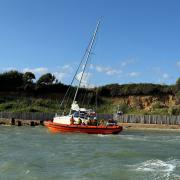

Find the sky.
xmin=0 ymin=0 xmax=180 ymax=86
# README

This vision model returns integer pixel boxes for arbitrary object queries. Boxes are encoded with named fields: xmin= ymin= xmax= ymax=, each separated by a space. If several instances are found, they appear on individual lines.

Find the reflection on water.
xmin=0 ymin=126 xmax=180 ymax=180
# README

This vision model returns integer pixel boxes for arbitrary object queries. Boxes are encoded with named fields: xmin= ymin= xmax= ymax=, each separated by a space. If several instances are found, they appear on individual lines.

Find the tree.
xmin=37 ymin=73 xmax=56 ymax=85
xmin=23 ymin=72 xmax=35 ymax=83
xmin=0 ymin=70 xmax=24 ymax=91
xmin=176 ymin=77 xmax=180 ymax=91
xmin=175 ymin=91 xmax=180 ymax=104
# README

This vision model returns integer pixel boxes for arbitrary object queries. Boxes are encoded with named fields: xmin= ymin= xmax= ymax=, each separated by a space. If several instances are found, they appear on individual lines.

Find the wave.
xmin=96 ymin=134 xmax=148 ymax=141
xmin=128 ymin=159 xmax=180 ymax=179
xmin=119 ymin=134 xmax=148 ymax=141
xmin=136 ymin=159 xmax=175 ymax=172
xmin=165 ymin=136 xmax=180 ymax=142
xmin=98 ymin=134 xmax=180 ymax=143
xmin=97 ymin=134 xmax=115 ymax=137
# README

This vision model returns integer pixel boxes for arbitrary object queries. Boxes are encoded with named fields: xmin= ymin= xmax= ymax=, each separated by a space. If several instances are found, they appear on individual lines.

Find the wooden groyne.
xmin=0 ymin=118 xmax=44 ymax=126
xmin=0 ymin=112 xmax=180 ymax=126
xmin=114 ymin=114 xmax=180 ymax=125
xmin=0 ymin=112 xmax=54 ymax=126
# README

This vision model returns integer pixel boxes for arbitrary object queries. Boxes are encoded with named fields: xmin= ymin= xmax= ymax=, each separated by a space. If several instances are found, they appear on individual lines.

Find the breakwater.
xmin=0 ymin=112 xmax=180 ymax=126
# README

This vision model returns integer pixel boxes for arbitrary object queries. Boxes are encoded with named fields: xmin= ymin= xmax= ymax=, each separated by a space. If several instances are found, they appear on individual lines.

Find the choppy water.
xmin=0 ymin=126 xmax=180 ymax=180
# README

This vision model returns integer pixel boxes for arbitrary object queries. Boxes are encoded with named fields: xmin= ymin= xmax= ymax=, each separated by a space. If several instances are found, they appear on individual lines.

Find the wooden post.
xmin=17 ymin=121 xmax=22 ymax=126
xmin=40 ymin=120 xmax=44 ymax=126
xmin=11 ymin=118 xmax=15 ymax=125
xmin=30 ymin=121 xmax=35 ymax=126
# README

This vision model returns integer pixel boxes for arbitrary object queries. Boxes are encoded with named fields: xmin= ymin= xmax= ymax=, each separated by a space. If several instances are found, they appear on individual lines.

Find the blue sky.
xmin=0 ymin=0 xmax=180 ymax=86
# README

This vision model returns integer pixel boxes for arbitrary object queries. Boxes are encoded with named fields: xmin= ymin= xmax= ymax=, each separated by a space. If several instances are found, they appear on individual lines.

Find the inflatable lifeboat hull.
xmin=44 ymin=121 xmax=123 ymax=134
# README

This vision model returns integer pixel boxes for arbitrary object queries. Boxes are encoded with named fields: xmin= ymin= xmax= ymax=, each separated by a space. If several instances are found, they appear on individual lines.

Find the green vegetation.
xmin=116 ymin=103 xmax=129 ymax=114
xmin=176 ymin=77 xmax=180 ymax=92
xmin=151 ymin=101 xmax=166 ymax=110
xmin=168 ymin=105 xmax=180 ymax=115
xmin=0 ymin=98 xmax=60 ymax=113
xmin=37 ymin=73 xmax=56 ymax=85
xmin=98 ymin=83 xmax=174 ymax=97
xmin=0 ymin=70 xmax=179 ymax=115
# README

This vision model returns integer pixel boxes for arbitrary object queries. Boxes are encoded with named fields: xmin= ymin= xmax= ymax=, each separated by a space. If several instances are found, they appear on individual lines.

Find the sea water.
xmin=0 ymin=126 xmax=180 ymax=180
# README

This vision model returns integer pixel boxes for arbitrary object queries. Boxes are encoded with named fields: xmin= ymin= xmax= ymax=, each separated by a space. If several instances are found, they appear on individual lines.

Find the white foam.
xmin=136 ymin=159 xmax=175 ymax=173
xmin=166 ymin=136 xmax=180 ymax=142
xmin=97 ymin=134 xmax=114 ymax=137
xmin=119 ymin=135 xmax=147 ymax=141
xmin=25 ymin=169 xmax=30 ymax=174
xmin=130 ymin=159 xmax=180 ymax=179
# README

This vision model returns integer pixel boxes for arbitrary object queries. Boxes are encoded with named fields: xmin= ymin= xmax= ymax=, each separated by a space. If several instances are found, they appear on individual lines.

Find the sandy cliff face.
xmin=113 ymin=95 xmax=176 ymax=110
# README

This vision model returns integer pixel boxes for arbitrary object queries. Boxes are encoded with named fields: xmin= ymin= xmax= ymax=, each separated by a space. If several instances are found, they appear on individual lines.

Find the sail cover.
xmin=71 ymin=101 xmax=80 ymax=111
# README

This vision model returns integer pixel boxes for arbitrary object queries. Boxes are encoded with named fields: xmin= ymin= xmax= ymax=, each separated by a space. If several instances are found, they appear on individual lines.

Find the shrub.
xmin=175 ymin=91 xmax=180 ymax=104
xmin=151 ymin=101 xmax=165 ymax=109
xmin=0 ymin=71 xmax=24 ymax=91
xmin=168 ymin=105 xmax=180 ymax=115
xmin=117 ymin=103 xmax=129 ymax=114
xmin=176 ymin=78 xmax=180 ymax=92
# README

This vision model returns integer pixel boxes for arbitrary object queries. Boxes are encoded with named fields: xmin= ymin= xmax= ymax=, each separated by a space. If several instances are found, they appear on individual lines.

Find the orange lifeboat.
xmin=44 ymin=121 xmax=123 ymax=134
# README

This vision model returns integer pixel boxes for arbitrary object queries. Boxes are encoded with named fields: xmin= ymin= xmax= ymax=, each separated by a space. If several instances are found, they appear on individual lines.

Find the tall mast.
xmin=70 ymin=20 xmax=100 ymax=114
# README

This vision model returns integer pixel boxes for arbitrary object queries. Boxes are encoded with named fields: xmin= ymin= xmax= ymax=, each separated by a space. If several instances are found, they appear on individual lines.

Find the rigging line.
xmin=95 ymin=87 xmax=98 ymax=113
xmin=63 ymin=86 xmax=75 ymax=113
xmin=85 ymin=91 xmax=91 ymax=109
xmin=59 ymin=20 xmax=100 ymax=112
xmin=81 ymin=87 xmax=89 ymax=107
xmin=86 ymin=83 xmax=95 ymax=109
xmin=79 ymin=53 xmax=92 ymax=100
xmin=59 ymin=37 xmax=94 ymax=111
xmin=71 ymin=20 xmax=101 ymax=113
xmin=81 ymin=58 xmax=93 ymax=107
xmin=81 ymin=28 xmax=99 ymax=108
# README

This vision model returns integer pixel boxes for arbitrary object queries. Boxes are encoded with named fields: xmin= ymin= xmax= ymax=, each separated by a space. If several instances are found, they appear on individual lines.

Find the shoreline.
xmin=0 ymin=119 xmax=180 ymax=131
xmin=120 ymin=123 xmax=180 ymax=131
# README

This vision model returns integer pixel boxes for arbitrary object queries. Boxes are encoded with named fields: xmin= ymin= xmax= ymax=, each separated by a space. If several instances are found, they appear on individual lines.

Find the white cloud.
xmin=89 ymin=64 xmax=94 ymax=69
xmin=128 ymin=72 xmax=140 ymax=77
xmin=162 ymin=73 xmax=170 ymax=79
xmin=121 ymin=58 xmax=135 ymax=67
xmin=2 ymin=67 xmax=17 ymax=71
xmin=53 ymin=64 xmax=73 ymax=81
xmin=76 ymin=72 xmax=91 ymax=86
xmin=152 ymin=67 xmax=161 ymax=73
xmin=54 ymin=72 xmax=67 ymax=81
xmin=95 ymin=65 xmax=122 ymax=75
xmin=22 ymin=64 xmax=73 ymax=82
xmin=61 ymin=64 xmax=72 ymax=70
xmin=176 ymin=61 xmax=180 ymax=67
xmin=22 ymin=67 xmax=48 ymax=75
xmin=157 ymin=73 xmax=172 ymax=84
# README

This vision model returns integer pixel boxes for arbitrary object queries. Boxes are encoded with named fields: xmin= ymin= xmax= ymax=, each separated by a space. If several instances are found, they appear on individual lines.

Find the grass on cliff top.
xmin=0 ymin=98 xmax=61 ymax=113
xmin=0 ymin=97 xmax=179 ymax=115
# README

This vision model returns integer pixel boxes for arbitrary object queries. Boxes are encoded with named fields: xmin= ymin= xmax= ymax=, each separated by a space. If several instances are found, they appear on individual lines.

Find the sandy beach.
xmin=120 ymin=123 xmax=180 ymax=131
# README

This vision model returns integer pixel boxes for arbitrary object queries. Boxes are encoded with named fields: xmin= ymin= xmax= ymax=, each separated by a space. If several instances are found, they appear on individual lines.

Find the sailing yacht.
xmin=44 ymin=21 xmax=123 ymax=134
